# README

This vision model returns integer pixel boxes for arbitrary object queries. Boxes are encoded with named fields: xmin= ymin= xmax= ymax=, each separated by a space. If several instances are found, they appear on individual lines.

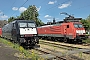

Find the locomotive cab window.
xmin=19 ymin=22 xmax=36 ymax=28
xmin=78 ymin=24 xmax=83 ymax=28
xmin=19 ymin=23 xmax=27 ymax=27
xmin=28 ymin=23 xmax=35 ymax=27
xmin=74 ymin=24 xmax=83 ymax=28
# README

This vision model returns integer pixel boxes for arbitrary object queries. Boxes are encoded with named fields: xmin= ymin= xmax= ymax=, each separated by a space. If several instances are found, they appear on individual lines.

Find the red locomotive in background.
xmin=0 ymin=28 xmax=2 ymax=37
xmin=37 ymin=13 xmax=87 ymax=43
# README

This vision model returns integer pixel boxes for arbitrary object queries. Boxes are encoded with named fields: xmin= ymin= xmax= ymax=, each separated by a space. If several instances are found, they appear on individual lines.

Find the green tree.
xmin=86 ymin=15 xmax=90 ymax=20
xmin=20 ymin=5 xmax=37 ymax=22
xmin=36 ymin=19 xmax=44 ymax=26
xmin=81 ymin=19 xmax=88 ymax=30
xmin=8 ymin=5 xmax=44 ymax=26
xmin=19 ymin=5 xmax=44 ymax=26
xmin=75 ymin=15 xmax=90 ymax=33
xmin=8 ymin=17 xmax=15 ymax=23
xmin=86 ymin=15 xmax=90 ymax=30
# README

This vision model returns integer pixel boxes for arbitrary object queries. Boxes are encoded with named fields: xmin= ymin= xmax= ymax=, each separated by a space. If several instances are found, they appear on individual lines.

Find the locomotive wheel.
xmin=78 ymin=39 xmax=82 ymax=44
xmin=73 ymin=38 xmax=77 ymax=44
xmin=55 ymin=39 xmax=58 ymax=42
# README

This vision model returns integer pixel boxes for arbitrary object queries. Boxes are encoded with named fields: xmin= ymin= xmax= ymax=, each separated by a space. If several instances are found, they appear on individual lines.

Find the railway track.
xmin=81 ymin=43 xmax=90 ymax=46
xmin=40 ymin=41 xmax=79 ymax=50
xmin=40 ymin=40 xmax=90 ymax=49
xmin=33 ymin=47 xmax=85 ymax=60
xmin=28 ymin=40 xmax=90 ymax=60
xmin=39 ymin=40 xmax=90 ymax=55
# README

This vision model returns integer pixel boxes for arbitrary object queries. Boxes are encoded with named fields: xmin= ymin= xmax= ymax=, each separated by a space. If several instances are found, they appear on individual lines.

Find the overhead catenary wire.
xmin=10 ymin=0 xmax=90 ymax=18
xmin=41 ymin=0 xmax=71 ymax=13
xmin=40 ymin=0 xmax=90 ymax=18
xmin=38 ymin=0 xmax=72 ymax=18
xmin=10 ymin=0 xmax=28 ymax=17
xmin=44 ymin=0 xmax=90 ymax=13
xmin=10 ymin=0 xmax=71 ymax=17
xmin=9 ymin=0 xmax=17 ymax=10
xmin=68 ymin=4 xmax=90 ymax=12
xmin=1 ymin=0 xmax=17 ymax=16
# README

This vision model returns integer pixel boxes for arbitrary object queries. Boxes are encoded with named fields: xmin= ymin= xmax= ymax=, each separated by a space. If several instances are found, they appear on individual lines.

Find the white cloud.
xmin=12 ymin=7 xmax=18 ymax=11
xmin=0 ymin=15 xmax=8 ymax=20
xmin=44 ymin=15 xmax=53 ymax=21
xmin=12 ymin=7 xmax=27 ymax=13
xmin=19 ymin=7 xmax=27 ymax=13
xmin=47 ymin=19 xmax=52 ymax=20
xmin=48 ymin=0 xmax=57 ymax=4
xmin=44 ymin=15 xmax=52 ymax=18
xmin=0 ymin=10 xmax=8 ymax=20
xmin=36 ymin=6 xmax=41 ymax=11
xmin=58 ymin=2 xmax=71 ymax=9
xmin=48 ymin=1 xmax=54 ymax=4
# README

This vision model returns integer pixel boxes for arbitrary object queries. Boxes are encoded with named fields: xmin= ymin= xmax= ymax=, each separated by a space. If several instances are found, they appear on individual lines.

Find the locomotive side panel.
xmin=38 ymin=25 xmax=62 ymax=37
xmin=38 ymin=23 xmax=74 ymax=38
xmin=2 ymin=23 xmax=13 ymax=40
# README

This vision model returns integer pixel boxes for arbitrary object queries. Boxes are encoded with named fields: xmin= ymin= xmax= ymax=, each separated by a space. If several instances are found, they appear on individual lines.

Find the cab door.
xmin=12 ymin=23 xmax=17 ymax=41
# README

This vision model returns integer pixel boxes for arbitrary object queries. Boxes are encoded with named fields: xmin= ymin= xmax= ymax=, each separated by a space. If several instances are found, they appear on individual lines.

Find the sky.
xmin=0 ymin=0 xmax=90 ymax=23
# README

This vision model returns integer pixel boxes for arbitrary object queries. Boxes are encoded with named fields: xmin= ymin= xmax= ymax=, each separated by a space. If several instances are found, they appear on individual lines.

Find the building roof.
xmin=0 ymin=20 xmax=8 ymax=28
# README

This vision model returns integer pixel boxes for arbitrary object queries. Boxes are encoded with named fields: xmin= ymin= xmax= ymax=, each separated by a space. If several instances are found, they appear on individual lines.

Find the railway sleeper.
xmin=39 ymin=54 xmax=56 ymax=60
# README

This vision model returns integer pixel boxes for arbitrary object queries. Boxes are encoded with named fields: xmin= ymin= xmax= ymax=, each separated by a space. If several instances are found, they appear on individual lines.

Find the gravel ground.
xmin=0 ymin=42 xmax=28 ymax=60
xmin=88 ymin=36 xmax=90 ymax=38
xmin=73 ymin=53 xmax=90 ymax=60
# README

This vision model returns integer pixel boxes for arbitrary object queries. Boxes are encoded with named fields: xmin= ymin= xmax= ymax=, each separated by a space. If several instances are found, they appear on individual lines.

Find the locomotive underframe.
xmin=74 ymin=35 xmax=87 ymax=42
xmin=18 ymin=36 xmax=39 ymax=46
xmin=38 ymin=34 xmax=87 ymax=43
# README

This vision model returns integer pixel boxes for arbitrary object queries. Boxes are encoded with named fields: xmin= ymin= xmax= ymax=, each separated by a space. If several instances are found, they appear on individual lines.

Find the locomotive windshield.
xmin=74 ymin=24 xmax=83 ymax=28
xmin=19 ymin=22 xmax=35 ymax=28
xmin=28 ymin=23 xmax=35 ymax=27
xmin=19 ymin=23 xmax=27 ymax=27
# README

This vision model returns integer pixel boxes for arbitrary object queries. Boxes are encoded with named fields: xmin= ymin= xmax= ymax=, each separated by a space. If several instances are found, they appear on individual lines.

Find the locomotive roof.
xmin=14 ymin=20 xmax=35 ymax=22
xmin=2 ymin=20 xmax=36 ymax=27
xmin=38 ymin=21 xmax=82 ymax=28
xmin=10 ymin=20 xmax=35 ymax=24
xmin=38 ymin=23 xmax=62 ymax=28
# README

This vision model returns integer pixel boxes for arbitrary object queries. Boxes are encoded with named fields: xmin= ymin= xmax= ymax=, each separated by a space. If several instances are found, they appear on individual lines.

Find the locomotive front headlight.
xmin=83 ymin=33 xmax=86 ymax=34
xmin=20 ymin=35 xmax=24 ymax=37
xmin=34 ymin=35 xmax=36 ymax=36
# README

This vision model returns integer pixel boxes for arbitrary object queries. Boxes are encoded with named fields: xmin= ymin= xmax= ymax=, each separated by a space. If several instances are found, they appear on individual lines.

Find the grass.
xmin=0 ymin=38 xmax=44 ymax=60
xmin=83 ymin=38 xmax=90 ymax=43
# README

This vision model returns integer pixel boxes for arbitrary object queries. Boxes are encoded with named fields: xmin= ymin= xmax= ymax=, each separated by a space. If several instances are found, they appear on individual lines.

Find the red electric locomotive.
xmin=0 ymin=28 xmax=2 ymax=37
xmin=37 ymin=13 xmax=87 ymax=43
